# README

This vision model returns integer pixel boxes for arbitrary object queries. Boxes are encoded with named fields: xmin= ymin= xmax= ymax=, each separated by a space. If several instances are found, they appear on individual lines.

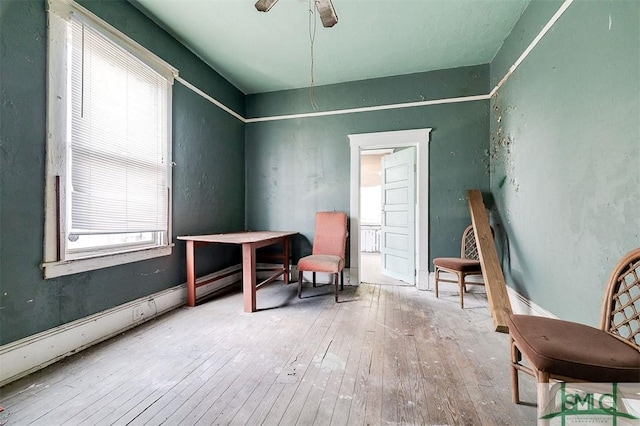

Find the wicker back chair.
xmin=508 ymin=247 xmax=640 ymax=419
xmin=600 ymin=249 xmax=640 ymax=346
xmin=462 ymin=224 xmax=480 ymax=260
xmin=433 ymin=224 xmax=484 ymax=308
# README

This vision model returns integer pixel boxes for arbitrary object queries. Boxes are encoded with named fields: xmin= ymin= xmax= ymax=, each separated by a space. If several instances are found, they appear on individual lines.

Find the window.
xmin=43 ymin=0 xmax=178 ymax=278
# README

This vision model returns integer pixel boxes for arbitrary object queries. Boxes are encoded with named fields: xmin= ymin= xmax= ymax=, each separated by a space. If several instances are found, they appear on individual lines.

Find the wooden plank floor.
xmin=0 ymin=281 xmax=537 ymax=425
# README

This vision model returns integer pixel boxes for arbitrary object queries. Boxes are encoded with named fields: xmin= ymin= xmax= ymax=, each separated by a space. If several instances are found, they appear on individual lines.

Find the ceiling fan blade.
xmin=315 ymin=0 xmax=338 ymax=27
xmin=255 ymin=0 xmax=278 ymax=13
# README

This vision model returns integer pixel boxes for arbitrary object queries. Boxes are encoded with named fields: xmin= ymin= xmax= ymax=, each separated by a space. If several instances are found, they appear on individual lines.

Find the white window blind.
xmin=69 ymin=18 xmax=169 ymax=236
xmin=44 ymin=0 xmax=177 ymax=277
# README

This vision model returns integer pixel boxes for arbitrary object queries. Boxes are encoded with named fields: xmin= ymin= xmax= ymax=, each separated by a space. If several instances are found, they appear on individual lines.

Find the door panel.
xmin=381 ymin=147 xmax=416 ymax=284
xmin=385 ymin=232 xmax=408 ymax=250
xmin=385 ymin=187 xmax=408 ymax=204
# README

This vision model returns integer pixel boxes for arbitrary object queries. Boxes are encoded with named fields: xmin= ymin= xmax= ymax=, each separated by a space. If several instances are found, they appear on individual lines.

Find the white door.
xmin=380 ymin=147 xmax=416 ymax=284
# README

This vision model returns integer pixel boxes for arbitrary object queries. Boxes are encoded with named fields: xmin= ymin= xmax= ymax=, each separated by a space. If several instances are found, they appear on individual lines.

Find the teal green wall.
xmin=489 ymin=0 xmax=640 ymax=325
xmin=5 ymin=0 xmax=632 ymax=351
xmin=245 ymin=66 xmax=491 ymax=263
xmin=0 ymin=0 xmax=245 ymax=345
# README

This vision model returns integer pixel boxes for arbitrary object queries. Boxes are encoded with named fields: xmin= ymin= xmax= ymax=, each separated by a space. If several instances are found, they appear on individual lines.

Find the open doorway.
xmin=348 ymin=129 xmax=432 ymax=290
xmin=360 ymin=149 xmax=396 ymax=284
xmin=360 ymin=148 xmax=415 ymax=285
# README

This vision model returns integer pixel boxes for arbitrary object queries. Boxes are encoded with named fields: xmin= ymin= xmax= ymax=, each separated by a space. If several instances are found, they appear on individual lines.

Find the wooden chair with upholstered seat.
xmin=508 ymin=247 xmax=640 ymax=419
xmin=433 ymin=224 xmax=485 ymax=308
xmin=297 ymin=211 xmax=348 ymax=302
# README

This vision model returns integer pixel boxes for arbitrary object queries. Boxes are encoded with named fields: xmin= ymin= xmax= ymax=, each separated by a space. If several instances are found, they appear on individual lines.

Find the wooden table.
xmin=177 ymin=231 xmax=297 ymax=312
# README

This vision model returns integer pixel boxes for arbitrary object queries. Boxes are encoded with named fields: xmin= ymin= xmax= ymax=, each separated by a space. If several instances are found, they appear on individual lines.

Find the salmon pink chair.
xmin=297 ymin=211 xmax=348 ymax=302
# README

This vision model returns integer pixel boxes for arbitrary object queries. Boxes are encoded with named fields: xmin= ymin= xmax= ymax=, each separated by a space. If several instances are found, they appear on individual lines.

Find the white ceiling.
xmin=131 ymin=0 xmax=530 ymax=94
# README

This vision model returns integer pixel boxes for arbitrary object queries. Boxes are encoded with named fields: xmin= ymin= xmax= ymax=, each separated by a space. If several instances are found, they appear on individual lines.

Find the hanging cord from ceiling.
xmin=308 ymin=0 xmax=319 ymax=110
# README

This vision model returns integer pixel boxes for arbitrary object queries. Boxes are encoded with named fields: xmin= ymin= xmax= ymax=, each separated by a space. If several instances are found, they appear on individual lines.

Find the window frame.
xmin=43 ymin=0 xmax=177 ymax=279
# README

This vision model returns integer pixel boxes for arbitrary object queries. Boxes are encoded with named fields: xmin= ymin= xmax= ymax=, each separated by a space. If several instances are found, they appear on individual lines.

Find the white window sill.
xmin=42 ymin=244 xmax=174 ymax=279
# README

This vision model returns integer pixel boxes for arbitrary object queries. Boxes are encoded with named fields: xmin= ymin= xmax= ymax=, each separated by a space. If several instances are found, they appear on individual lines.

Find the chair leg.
xmin=458 ymin=272 xmax=464 ymax=308
xmin=340 ymin=270 xmax=344 ymax=291
xmin=510 ymin=337 xmax=520 ymax=404
xmin=312 ymin=272 xmax=316 ymax=287
xmin=536 ymin=371 xmax=551 ymax=424
xmin=434 ymin=267 xmax=440 ymax=298
xmin=298 ymin=271 xmax=303 ymax=298
xmin=334 ymin=273 xmax=339 ymax=302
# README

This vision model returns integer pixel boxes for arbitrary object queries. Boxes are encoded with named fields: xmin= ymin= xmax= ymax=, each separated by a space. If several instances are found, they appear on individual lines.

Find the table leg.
xmin=283 ymin=236 xmax=290 ymax=284
xmin=243 ymin=243 xmax=257 ymax=312
xmin=186 ymin=240 xmax=196 ymax=307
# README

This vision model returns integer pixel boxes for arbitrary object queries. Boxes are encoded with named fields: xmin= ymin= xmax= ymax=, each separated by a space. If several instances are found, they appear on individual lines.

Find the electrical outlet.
xmin=133 ymin=306 xmax=144 ymax=321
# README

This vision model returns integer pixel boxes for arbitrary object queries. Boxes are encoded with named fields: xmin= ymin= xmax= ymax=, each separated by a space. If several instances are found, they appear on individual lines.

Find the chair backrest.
xmin=312 ymin=211 xmax=348 ymax=259
xmin=461 ymin=224 xmax=479 ymax=260
xmin=600 ymin=247 xmax=640 ymax=348
xmin=461 ymin=224 xmax=494 ymax=260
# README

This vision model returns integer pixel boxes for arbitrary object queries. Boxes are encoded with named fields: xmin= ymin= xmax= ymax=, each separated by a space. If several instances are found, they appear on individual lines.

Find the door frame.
xmin=348 ymin=128 xmax=431 ymax=289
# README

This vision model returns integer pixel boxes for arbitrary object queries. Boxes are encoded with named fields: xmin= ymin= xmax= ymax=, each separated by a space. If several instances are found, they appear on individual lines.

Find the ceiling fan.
xmin=255 ymin=0 xmax=338 ymax=28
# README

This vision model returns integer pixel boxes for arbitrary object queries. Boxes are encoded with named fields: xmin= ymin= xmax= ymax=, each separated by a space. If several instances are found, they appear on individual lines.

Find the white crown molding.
xmin=175 ymin=0 xmax=573 ymax=123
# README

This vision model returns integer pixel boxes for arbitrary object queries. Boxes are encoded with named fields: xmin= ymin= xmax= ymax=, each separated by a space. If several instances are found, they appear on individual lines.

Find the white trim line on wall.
xmin=244 ymin=94 xmax=489 ymax=123
xmin=0 ymin=265 xmax=241 ymax=387
xmin=175 ymin=76 xmax=247 ymax=123
xmin=490 ymin=0 xmax=574 ymax=97
xmin=173 ymin=0 xmax=573 ymax=123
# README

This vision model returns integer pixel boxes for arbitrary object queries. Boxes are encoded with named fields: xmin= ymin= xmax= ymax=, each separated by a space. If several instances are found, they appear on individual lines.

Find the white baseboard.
xmin=427 ymin=272 xmax=556 ymax=318
xmin=1 ymin=267 xmax=552 ymax=387
xmin=0 ymin=264 xmax=242 ymax=387
xmin=506 ymin=286 xmax=557 ymax=318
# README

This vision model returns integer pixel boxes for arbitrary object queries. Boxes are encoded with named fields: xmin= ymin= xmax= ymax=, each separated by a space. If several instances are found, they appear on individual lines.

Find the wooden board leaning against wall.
xmin=467 ymin=189 xmax=513 ymax=333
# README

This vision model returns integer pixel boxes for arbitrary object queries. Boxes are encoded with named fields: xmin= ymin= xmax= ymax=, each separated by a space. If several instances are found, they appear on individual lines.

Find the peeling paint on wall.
xmin=488 ymin=0 xmax=639 ymax=325
xmin=490 ymin=92 xmax=519 ymax=194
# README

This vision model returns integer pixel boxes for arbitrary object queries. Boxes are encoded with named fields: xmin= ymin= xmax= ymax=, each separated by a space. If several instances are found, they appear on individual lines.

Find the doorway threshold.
xmin=360 ymin=251 xmax=413 ymax=286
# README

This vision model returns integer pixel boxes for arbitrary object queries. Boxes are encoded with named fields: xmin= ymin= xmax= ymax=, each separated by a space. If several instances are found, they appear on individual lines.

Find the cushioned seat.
xmin=433 ymin=224 xmax=488 ymax=308
xmin=508 ymin=247 xmax=640 ymax=419
xmin=433 ymin=258 xmax=481 ymax=273
xmin=297 ymin=254 xmax=344 ymax=273
xmin=297 ymin=211 xmax=348 ymax=302
xmin=509 ymin=314 xmax=640 ymax=383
